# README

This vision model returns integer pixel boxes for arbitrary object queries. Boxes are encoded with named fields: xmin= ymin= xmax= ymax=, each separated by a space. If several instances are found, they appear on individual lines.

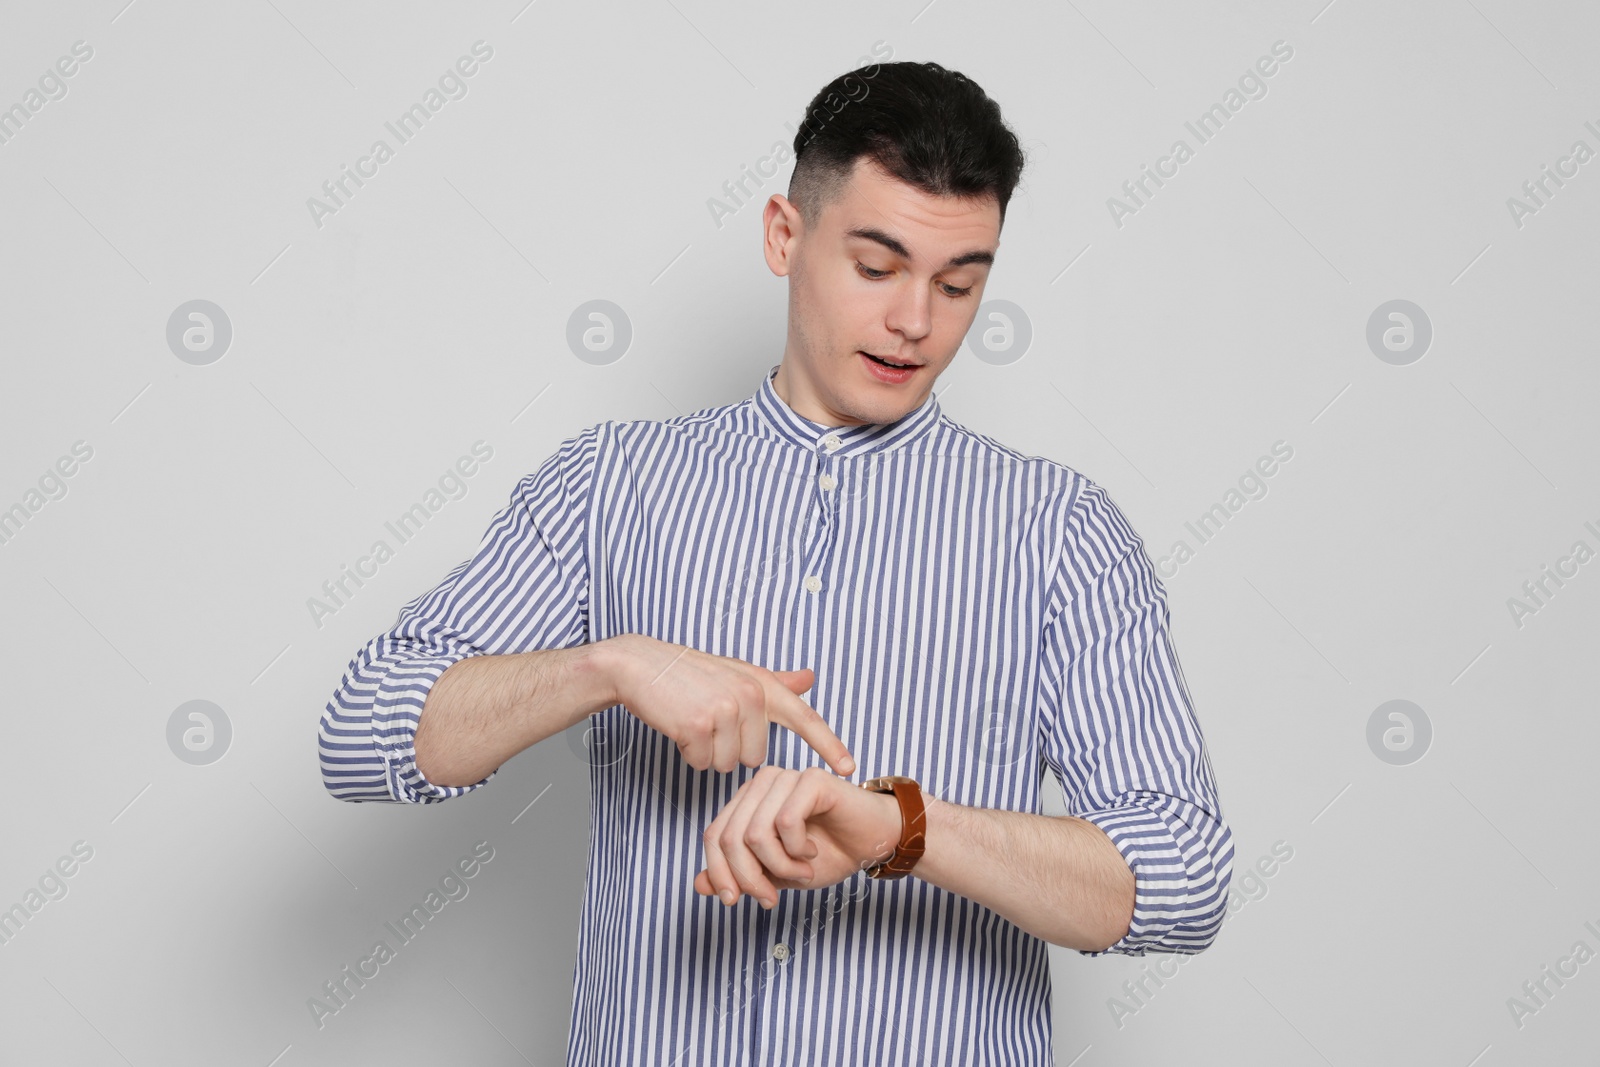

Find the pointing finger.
xmin=766 ymin=683 xmax=855 ymax=777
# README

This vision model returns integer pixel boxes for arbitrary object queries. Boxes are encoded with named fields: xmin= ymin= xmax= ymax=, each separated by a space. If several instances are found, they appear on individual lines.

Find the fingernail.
xmin=721 ymin=890 xmax=735 ymax=905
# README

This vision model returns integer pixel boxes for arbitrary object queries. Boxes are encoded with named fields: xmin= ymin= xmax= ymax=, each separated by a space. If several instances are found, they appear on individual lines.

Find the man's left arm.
xmin=696 ymin=481 xmax=1233 ymax=955
xmin=977 ymin=479 xmax=1234 ymax=956
xmin=909 ymin=792 xmax=1142 ymax=952
xmin=889 ymin=479 xmax=1233 ymax=952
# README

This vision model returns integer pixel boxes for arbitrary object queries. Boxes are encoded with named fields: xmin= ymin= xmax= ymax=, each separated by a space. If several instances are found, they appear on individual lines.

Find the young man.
xmin=319 ymin=60 xmax=1232 ymax=1066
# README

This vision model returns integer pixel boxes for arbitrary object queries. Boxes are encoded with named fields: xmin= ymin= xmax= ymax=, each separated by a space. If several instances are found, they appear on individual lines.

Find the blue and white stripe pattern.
xmin=319 ymin=364 xmax=1233 ymax=1065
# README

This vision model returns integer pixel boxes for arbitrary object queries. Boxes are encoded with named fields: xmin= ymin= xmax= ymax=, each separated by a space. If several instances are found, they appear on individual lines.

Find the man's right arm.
xmin=317 ymin=426 xmax=853 ymax=804
xmin=318 ymin=429 xmax=601 ymax=805
xmin=410 ymin=641 xmax=619 ymax=787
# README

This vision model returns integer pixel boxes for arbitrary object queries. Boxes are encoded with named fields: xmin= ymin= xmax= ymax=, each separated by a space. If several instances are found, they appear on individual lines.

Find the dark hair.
xmin=787 ymin=61 xmax=1026 ymax=231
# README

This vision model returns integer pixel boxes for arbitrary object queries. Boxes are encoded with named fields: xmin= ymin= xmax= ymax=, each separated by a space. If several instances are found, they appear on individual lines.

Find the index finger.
xmin=764 ymin=681 xmax=855 ymax=776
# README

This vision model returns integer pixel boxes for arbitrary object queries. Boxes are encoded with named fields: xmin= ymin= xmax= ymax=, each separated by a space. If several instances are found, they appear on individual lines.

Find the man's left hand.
xmin=694 ymin=765 xmax=901 ymax=909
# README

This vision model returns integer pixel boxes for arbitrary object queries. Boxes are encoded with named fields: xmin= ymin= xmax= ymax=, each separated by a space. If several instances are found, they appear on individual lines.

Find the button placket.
xmin=816 ymin=446 xmax=841 ymax=501
xmin=750 ymin=906 xmax=772 ymax=1062
xmin=797 ymin=443 xmax=839 ymax=598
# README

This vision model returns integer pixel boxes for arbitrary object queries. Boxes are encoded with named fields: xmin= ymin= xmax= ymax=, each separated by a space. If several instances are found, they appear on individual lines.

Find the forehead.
xmin=818 ymin=156 xmax=1000 ymax=261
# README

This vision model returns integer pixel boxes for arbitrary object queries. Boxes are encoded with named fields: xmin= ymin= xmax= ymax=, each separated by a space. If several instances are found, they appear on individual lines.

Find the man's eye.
xmin=858 ymin=262 xmax=972 ymax=298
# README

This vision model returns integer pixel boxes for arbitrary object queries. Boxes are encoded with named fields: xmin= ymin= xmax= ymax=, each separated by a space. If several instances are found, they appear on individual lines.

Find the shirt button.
xmin=772 ymin=942 xmax=790 ymax=961
xmin=803 ymin=575 xmax=822 ymax=593
xmin=821 ymin=433 xmax=842 ymax=453
xmin=818 ymin=473 xmax=837 ymax=491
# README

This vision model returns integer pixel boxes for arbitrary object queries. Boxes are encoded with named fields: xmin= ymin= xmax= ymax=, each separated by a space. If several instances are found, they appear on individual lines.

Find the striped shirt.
xmin=319 ymin=364 xmax=1233 ymax=1066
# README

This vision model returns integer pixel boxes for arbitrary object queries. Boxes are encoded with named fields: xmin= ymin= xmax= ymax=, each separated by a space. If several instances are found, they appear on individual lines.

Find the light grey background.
xmin=2 ymin=0 xmax=1596 ymax=1063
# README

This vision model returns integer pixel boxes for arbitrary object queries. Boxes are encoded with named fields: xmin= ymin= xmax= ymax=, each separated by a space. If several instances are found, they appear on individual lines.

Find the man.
xmin=319 ymin=60 xmax=1232 ymax=1066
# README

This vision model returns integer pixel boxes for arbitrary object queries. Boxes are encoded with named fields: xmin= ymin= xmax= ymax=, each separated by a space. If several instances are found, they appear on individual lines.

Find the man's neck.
xmin=771 ymin=360 xmax=865 ymax=428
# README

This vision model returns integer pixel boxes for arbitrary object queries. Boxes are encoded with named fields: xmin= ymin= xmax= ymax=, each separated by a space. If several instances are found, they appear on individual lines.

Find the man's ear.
xmin=763 ymin=195 xmax=803 ymax=278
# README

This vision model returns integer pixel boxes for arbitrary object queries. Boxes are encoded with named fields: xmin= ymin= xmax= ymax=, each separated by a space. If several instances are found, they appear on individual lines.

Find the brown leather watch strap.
xmin=861 ymin=775 xmax=926 ymax=880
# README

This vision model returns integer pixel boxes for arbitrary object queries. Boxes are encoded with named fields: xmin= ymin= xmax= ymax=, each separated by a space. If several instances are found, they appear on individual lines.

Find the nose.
xmin=883 ymin=278 xmax=933 ymax=342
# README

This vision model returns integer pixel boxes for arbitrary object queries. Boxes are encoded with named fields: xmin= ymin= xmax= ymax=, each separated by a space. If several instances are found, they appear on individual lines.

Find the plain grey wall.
xmin=2 ymin=0 xmax=1596 ymax=1063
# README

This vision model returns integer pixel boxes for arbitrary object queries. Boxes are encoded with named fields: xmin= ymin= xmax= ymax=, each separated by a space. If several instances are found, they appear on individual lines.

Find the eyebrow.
xmin=845 ymin=227 xmax=995 ymax=269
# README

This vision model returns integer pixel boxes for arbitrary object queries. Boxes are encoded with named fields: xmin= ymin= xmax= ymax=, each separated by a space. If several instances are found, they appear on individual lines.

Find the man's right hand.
xmin=603 ymin=634 xmax=856 ymax=777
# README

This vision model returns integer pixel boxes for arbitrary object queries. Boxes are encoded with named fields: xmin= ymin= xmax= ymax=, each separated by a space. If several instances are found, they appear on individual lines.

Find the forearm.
xmin=912 ymin=794 xmax=1135 ymax=952
xmin=413 ymin=639 xmax=621 ymax=787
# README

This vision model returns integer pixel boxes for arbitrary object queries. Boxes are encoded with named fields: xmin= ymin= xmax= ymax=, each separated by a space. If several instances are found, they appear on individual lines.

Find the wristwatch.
xmin=859 ymin=775 xmax=926 ymax=880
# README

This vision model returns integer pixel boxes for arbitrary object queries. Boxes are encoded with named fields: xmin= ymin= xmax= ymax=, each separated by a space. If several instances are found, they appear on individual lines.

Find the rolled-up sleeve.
xmin=1035 ymin=478 xmax=1234 ymax=956
xmin=317 ymin=425 xmax=601 ymax=804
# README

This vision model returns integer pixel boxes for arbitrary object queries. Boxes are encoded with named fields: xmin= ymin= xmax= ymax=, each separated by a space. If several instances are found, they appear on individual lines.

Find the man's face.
xmin=763 ymin=156 xmax=1001 ymax=426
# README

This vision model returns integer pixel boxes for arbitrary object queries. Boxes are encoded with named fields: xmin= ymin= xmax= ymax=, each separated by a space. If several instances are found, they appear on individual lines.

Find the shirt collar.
xmin=750 ymin=364 xmax=942 ymax=458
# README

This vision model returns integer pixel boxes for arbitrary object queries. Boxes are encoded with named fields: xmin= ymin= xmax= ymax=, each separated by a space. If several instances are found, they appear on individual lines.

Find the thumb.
xmin=771 ymin=667 xmax=815 ymax=695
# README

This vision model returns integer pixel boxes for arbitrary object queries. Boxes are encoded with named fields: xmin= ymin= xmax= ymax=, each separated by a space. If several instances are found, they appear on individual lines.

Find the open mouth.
xmin=860 ymin=352 xmax=920 ymax=369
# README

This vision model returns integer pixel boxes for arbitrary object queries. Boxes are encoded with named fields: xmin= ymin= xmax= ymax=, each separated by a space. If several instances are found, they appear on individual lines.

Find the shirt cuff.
xmin=1074 ymin=803 xmax=1188 ymax=956
xmin=373 ymin=652 xmax=496 ymax=804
